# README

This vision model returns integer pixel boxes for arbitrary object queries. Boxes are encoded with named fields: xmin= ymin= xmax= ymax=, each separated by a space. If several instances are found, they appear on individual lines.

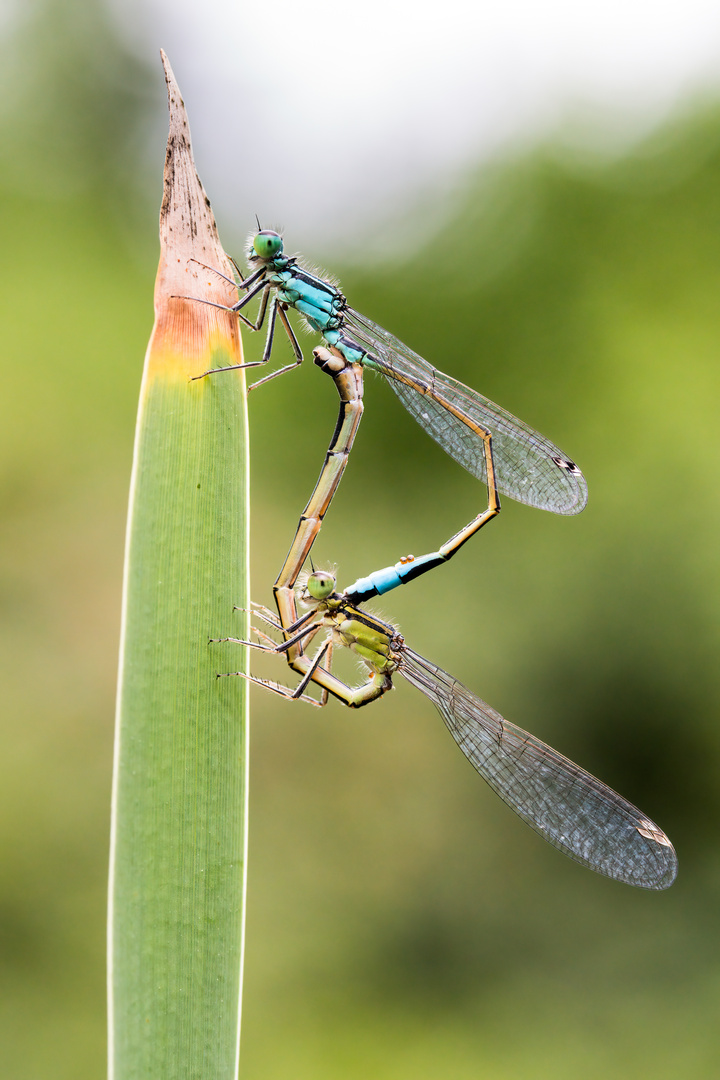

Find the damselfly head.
xmin=297 ymin=567 xmax=337 ymax=607
xmin=307 ymin=570 xmax=336 ymax=602
xmin=252 ymin=229 xmax=284 ymax=261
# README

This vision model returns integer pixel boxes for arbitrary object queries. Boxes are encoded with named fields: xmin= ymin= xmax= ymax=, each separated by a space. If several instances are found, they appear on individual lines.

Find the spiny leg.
xmin=189 ymin=290 xmax=308 ymax=383
xmin=219 ymin=592 xmax=392 ymax=709
xmin=218 ymin=604 xmax=319 ymax=646
xmin=181 ymin=273 xmax=269 ymax=328
xmin=180 ymin=257 xmax=309 ymax=380
xmin=188 ymin=282 xmax=275 ymax=380
xmin=247 ymin=305 xmax=305 ymax=391
xmin=211 ymin=610 xmax=324 ymax=654
xmin=218 ymin=628 xmax=390 ymax=709
xmin=237 ymin=601 xmax=282 ymax=632
xmin=216 ymin=630 xmax=332 ymax=707
xmin=218 ymin=669 xmax=326 ymax=708
xmin=228 ymin=600 xmax=334 ymax=702
xmin=210 ymin=635 xmax=277 ymax=653
xmin=235 ymin=601 xmax=321 ymax=639
xmin=189 ymin=256 xmax=264 ymax=293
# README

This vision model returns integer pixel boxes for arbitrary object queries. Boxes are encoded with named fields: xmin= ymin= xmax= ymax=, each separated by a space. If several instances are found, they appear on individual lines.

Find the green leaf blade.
xmin=109 ymin=54 xmax=249 ymax=1080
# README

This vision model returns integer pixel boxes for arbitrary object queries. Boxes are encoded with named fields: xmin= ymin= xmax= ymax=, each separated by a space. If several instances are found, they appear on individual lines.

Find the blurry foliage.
xmin=2 ymin=2 xmax=720 ymax=1077
xmin=0 ymin=0 xmax=158 ymax=207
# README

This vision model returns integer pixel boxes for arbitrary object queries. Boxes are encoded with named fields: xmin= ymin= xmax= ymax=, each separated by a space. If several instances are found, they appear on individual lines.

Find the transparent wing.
xmin=346 ymin=309 xmax=587 ymax=515
xmin=398 ymin=648 xmax=677 ymax=889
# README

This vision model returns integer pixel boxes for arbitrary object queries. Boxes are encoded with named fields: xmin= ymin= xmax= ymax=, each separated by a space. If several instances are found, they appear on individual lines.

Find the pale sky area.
xmin=109 ymin=0 xmax=720 ymax=254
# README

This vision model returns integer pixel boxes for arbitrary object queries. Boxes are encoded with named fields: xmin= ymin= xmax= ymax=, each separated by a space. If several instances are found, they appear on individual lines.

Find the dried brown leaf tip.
xmin=147 ymin=51 xmax=244 ymax=384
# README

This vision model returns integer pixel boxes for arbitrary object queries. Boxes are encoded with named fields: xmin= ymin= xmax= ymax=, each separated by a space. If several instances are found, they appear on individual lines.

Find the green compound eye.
xmin=253 ymin=230 xmax=283 ymax=260
xmin=307 ymin=571 xmax=336 ymax=601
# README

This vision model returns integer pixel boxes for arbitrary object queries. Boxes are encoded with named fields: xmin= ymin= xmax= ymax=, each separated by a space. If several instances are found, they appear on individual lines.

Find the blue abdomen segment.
xmin=344 ymin=552 xmax=446 ymax=604
xmin=330 ymin=333 xmax=366 ymax=365
xmin=295 ymin=299 xmax=337 ymax=330
xmin=292 ymin=284 xmax=338 ymax=316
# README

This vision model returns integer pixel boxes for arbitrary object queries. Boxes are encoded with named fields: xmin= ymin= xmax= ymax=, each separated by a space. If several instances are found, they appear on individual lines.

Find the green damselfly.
xmin=215 ymin=569 xmax=677 ymax=891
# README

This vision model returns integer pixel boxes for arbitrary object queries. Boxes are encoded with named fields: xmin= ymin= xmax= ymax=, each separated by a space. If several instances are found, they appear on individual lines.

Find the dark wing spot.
xmin=551 ymin=456 xmax=580 ymax=474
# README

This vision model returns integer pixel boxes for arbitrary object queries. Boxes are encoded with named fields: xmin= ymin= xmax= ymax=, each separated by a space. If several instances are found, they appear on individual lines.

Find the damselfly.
xmin=215 ymin=570 xmax=677 ymax=890
xmin=180 ymin=230 xmax=587 ymax=606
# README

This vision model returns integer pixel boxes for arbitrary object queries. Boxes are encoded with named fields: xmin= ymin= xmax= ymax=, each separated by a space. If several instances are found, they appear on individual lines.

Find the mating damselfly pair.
xmin=181 ymin=227 xmax=677 ymax=890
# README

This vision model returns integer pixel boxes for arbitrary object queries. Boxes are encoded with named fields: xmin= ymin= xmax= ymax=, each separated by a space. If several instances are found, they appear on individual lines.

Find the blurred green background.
xmin=2 ymin=2 xmax=720 ymax=1077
